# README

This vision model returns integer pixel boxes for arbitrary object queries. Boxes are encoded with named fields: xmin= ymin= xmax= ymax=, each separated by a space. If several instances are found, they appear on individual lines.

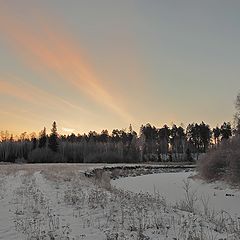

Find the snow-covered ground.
xmin=112 ymin=171 xmax=240 ymax=216
xmin=0 ymin=164 xmax=239 ymax=240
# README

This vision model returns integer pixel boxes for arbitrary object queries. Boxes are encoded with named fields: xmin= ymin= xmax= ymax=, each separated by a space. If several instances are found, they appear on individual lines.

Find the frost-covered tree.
xmin=234 ymin=91 xmax=240 ymax=134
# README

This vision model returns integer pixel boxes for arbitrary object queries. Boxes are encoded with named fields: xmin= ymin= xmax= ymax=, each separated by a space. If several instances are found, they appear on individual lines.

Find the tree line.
xmin=0 ymin=120 xmax=234 ymax=163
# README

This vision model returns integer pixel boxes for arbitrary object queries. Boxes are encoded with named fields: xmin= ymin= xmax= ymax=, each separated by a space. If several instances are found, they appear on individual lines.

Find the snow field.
xmin=0 ymin=164 xmax=239 ymax=239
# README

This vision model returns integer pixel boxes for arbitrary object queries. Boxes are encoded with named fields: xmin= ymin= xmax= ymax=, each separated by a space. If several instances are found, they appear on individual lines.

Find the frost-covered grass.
xmin=0 ymin=164 xmax=239 ymax=239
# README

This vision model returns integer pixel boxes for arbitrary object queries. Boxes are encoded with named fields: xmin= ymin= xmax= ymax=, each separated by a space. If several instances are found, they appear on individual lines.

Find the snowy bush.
xmin=198 ymin=135 xmax=240 ymax=183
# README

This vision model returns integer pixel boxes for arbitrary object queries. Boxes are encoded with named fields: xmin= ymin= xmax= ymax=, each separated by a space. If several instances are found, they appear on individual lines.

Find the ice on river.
xmin=112 ymin=171 xmax=240 ymax=216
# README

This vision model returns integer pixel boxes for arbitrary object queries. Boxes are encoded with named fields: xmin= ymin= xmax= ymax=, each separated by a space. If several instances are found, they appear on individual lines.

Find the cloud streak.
xmin=0 ymin=5 xmax=134 ymax=124
xmin=0 ymin=76 xmax=91 ymax=115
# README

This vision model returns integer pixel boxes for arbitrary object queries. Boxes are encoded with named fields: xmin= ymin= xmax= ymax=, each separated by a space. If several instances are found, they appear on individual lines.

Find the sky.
xmin=0 ymin=0 xmax=240 ymax=135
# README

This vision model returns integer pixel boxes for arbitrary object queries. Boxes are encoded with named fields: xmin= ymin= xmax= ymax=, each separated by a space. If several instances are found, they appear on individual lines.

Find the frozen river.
xmin=112 ymin=170 xmax=240 ymax=216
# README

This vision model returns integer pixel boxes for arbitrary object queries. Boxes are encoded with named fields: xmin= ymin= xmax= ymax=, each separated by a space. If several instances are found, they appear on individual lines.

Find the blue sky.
xmin=0 ymin=1 xmax=239 ymax=134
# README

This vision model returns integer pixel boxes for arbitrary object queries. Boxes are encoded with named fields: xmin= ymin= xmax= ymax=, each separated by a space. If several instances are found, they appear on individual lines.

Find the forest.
xmin=0 ymin=120 xmax=233 ymax=163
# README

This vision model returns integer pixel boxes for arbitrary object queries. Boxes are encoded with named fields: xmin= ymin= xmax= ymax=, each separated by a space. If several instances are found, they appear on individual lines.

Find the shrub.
xmin=15 ymin=157 xmax=27 ymax=164
xmin=198 ymin=135 xmax=240 ymax=183
xmin=84 ymin=151 xmax=124 ymax=163
xmin=229 ymin=151 xmax=240 ymax=183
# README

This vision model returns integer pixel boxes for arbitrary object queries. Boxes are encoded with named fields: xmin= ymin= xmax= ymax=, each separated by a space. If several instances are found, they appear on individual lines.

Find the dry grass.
xmin=0 ymin=164 xmax=239 ymax=239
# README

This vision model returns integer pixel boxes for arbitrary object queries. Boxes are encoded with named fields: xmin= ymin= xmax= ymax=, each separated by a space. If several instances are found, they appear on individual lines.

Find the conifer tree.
xmin=48 ymin=121 xmax=59 ymax=152
xmin=39 ymin=127 xmax=47 ymax=148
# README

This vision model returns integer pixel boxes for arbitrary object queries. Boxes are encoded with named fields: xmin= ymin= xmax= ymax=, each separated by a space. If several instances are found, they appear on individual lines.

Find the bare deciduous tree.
xmin=234 ymin=91 xmax=240 ymax=134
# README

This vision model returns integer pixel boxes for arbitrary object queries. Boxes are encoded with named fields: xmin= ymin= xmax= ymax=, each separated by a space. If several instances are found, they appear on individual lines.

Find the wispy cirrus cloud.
xmin=0 ymin=76 xmax=89 ymax=114
xmin=0 ymin=4 xmax=134 ymax=124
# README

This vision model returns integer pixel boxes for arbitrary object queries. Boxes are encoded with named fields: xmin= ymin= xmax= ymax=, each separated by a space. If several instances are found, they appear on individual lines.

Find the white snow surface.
xmin=112 ymin=171 xmax=240 ymax=216
xmin=0 ymin=164 xmax=239 ymax=240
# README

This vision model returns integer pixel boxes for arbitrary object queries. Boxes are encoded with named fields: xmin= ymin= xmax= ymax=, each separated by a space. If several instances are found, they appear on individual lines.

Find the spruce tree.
xmin=39 ymin=127 xmax=47 ymax=148
xmin=48 ymin=121 xmax=59 ymax=152
xmin=32 ymin=138 xmax=37 ymax=150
